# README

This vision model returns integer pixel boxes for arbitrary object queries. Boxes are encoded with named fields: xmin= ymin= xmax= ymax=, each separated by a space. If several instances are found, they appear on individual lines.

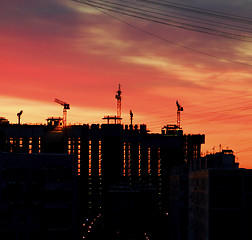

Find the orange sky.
xmin=1 ymin=0 xmax=252 ymax=168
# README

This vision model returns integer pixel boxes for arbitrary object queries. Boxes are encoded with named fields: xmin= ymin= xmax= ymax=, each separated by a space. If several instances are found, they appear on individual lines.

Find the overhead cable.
xmin=71 ymin=0 xmax=252 ymax=67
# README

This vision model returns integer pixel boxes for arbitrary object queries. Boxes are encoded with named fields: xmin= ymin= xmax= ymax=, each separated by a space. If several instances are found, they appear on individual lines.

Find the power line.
xmin=120 ymin=0 xmax=252 ymax=34
xmin=75 ymin=0 xmax=252 ymax=42
xmin=71 ymin=0 xmax=252 ymax=67
xmin=138 ymin=0 xmax=252 ymax=24
xmin=155 ymin=0 xmax=252 ymax=23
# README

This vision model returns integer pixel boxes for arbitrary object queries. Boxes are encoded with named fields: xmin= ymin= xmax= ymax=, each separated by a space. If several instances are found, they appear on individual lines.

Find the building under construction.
xmin=0 ymin=86 xmax=205 ymax=240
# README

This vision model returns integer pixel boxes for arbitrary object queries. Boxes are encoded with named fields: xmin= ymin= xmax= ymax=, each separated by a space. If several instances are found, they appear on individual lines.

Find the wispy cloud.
xmin=1 ymin=0 xmax=252 ymax=167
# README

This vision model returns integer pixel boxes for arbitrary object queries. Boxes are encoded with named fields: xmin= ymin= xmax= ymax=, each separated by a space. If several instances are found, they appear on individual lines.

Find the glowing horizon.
xmin=1 ymin=0 xmax=252 ymax=168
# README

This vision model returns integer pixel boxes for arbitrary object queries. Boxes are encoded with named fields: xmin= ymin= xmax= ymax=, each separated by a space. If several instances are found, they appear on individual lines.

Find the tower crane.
xmin=103 ymin=85 xmax=122 ymax=124
xmin=54 ymin=98 xmax=70 ymax=127
xmin=17 ymin=110 xmax=23 ymax=125
xmin=115 ymin=84 xmax=122 ymax=124
xmin=176 ymin=100 xmax=183 ymax=128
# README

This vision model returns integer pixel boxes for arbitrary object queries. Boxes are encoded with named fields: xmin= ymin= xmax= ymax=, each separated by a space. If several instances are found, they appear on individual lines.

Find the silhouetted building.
xmin=0 ymin=152 xmax=78 ymax=240
xmin=170 ymin=165 xmax=189 ymax=240
xmin=190 ymin=149 xmax=239 ymax=172
xmin=0 ymin=121 xmax=205 ymax=239
xmin=188 ymin=150 xmax=252 ymax=240
xmin=0 ymin=117 xmax=9 ymax=125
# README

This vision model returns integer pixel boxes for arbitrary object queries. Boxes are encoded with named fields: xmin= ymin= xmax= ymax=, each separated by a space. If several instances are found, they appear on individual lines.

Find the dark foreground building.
xmin=170 ymin=150 xmax=252 ymax=240
xmin=0 ymin=152 xmax=78 ymax=240
xmin=0 ymin=119 xmax=204 ymax=239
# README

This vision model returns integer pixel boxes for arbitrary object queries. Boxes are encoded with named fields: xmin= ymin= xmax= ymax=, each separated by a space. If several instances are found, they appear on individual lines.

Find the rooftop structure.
xmin=0 ymin=117 xmax=9 ymax=125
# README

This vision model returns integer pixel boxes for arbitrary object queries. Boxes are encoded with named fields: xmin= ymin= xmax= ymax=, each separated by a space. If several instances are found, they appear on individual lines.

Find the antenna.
xmin=176 ymin=100 xmax=183 ymax=128
xmin=115 ymin=84 xmax=122 ymax=124
xmin=54 ymin=98 xmax=70 ymax=127
xmin=17 ymin=110 xmax=23 ymax=125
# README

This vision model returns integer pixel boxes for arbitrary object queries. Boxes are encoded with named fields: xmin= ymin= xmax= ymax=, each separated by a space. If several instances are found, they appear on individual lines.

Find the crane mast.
xmin=115 ymin=84 xmax=122 ymax=124
xmin=176 ymin=100 xmax=183 ymax=128
xmin=17 ymin=110 xmax=23 ymax=125
xmin=103 ymin=84 xmax=122 ymax=124
xmin=54 ymin=98 xmax=70 ymax=128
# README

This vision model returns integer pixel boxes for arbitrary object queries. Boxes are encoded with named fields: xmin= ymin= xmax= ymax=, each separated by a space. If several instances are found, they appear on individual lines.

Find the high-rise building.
xmin=0 ymin=119 xmax=205 ymax=239
xmin=188 ymin=150 xmax=252 ymax=240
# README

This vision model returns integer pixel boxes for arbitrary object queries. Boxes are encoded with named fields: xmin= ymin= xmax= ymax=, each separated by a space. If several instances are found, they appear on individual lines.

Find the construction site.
xmin=0 ymin=85 xmax=205 ymax=240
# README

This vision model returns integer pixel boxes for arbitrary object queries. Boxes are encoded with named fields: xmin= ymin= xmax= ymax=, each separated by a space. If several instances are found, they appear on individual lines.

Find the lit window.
xmin=123 ymin=143 xmax=126 ymax=176
xmin=138 ymin=143 xmax=141 ymax=176
xmin=158 ymin=148 xmax=161 ymax=176
xmin=148 ymin=148 xmax=151 ymax=174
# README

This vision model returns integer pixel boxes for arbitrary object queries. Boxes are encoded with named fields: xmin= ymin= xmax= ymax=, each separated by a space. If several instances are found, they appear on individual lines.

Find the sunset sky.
xmin=1 ymin=0 xmax=252 ymax=167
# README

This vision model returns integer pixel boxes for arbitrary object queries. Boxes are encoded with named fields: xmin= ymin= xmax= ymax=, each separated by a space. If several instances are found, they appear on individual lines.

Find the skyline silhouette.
xmin=0 ymin=111 xmax=205 ymax=240
xmin=1 ymin=0 xmax=252 ymax=170
xmin=1 ymin=110 xmax=251 ymax=239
